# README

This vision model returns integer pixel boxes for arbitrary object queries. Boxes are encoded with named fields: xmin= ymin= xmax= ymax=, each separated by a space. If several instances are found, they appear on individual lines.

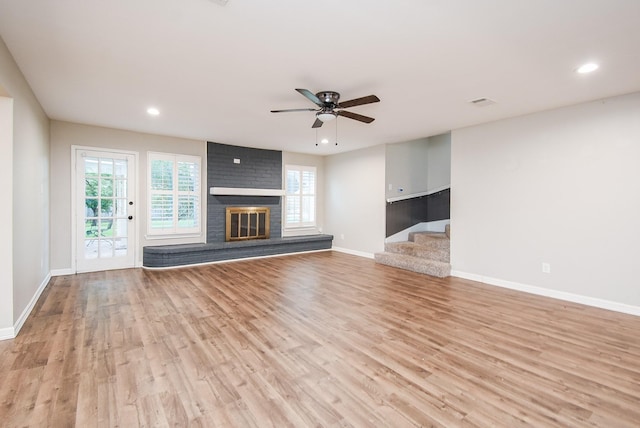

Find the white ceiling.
xmin=1 ymin=0 xmax=639 ymax=155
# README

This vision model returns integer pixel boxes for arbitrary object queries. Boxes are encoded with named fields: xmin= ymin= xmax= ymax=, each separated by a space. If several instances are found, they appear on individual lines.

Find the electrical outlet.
xmin=542 ymin=262 xmax=551 ymax=273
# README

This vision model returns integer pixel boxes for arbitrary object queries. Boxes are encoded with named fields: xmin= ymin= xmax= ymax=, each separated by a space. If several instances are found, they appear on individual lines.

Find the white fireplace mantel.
xmin=210 ymin=187 xmax=285 ymax=197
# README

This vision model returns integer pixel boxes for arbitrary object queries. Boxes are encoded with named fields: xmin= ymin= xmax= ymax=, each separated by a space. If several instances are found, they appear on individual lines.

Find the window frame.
xmin=284 ymin=164 xmax=317 ymax=231
xmin=147 ymin=152 xmax=201 ymax=237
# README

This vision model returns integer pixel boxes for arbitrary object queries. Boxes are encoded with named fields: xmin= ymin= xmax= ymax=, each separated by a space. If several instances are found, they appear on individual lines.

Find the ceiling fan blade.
xmin=271 ymin=108 xmax=317 ymax=113
xmin=296 ymin=88 xmax=323 ymax=106
xmin=312 ymin=118 xmax=323 ymax=128
xmin=337 ymin=110 xmax=375 ymax=123
xmin=338 ymin=95 xmax=380 ymax=109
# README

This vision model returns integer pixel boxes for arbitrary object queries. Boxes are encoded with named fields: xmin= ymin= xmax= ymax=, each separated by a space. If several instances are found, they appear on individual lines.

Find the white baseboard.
xmin=0 ymin=272 xmax=52 ymax=341
xmin=13 ymin=273 xmax=52 ymax=336
xmin=51 ymin=268 xmax=74 ymax=276
xmin=331 ymin=247 xmax=375 ymax=259
xmin=451 ymin=270 xmax=640 ymax=317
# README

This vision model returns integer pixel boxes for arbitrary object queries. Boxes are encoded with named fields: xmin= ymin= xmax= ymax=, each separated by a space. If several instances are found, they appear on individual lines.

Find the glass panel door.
xmin=76 ymin=149 xmax=135 ymax=272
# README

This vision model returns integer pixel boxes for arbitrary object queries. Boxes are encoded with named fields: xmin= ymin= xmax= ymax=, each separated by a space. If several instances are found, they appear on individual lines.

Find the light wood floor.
xmin=1 ymin=251 xmax=639 ymax=427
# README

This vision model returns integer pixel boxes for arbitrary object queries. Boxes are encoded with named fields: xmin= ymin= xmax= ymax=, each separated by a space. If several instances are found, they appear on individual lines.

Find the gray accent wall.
xmin=207 ymin=142 xmax=283 ymax=243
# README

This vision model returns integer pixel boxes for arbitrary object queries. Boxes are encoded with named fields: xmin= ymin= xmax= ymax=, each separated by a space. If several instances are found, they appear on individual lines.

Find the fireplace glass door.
xmin=226 ymin=207 xmax=270 ymax=241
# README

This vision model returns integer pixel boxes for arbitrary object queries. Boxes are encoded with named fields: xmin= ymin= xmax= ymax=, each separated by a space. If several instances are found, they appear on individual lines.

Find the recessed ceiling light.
xmin=147 ymin=107 xmax=160 ymax=116
xmin=576 ymin=63 xmax=599 ymax=74
xmin=320 ymin=138 xmax=329 ymax=144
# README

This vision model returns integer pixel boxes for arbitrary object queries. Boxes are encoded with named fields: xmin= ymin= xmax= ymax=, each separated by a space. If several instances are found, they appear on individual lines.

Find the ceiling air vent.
xmin=469 ymin=97 xmax=496 ymax=107
xmin=209 ymin=0 xmax=229 ymax=5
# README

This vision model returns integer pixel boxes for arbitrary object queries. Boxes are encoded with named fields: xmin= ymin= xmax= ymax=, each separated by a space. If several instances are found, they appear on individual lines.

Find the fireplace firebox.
xmin=225 ymin=207 xmax=270 ymax=241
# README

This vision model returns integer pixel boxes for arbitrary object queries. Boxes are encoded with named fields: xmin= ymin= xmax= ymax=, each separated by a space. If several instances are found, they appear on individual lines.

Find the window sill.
xmin=145 ymin=232 xmax=203 ymax=240
xmin=283 ymin=226 xmax=320 ymax=237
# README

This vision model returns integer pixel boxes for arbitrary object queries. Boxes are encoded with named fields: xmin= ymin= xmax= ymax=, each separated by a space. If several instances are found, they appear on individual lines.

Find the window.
xmin=285 ymin=165 xmax=316 ymax=229
xmin=148 ymin=152 xmax=201 ymax=236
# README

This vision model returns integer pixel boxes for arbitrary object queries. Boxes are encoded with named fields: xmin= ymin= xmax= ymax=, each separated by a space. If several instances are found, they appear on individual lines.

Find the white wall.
xmin=282 ymin=151 xmax=325 ymax=235
xmin=325 ymin=144 xmax=386 ymax=256
xmin=50 ymin=121 xmax=207 ymax=272
xmin=0 ymin=35 xmax=50 ymax=336
xmin=0 ymin=95 xmax=14 ymax=334
xmin=385 ymin=138 xmax=430 ymax=199
xmin=426 ymin=132 xmax=451 ymax=190
xmin=386 ymin=133 xmax=451 ymax=200
xmin=451 ymin=92 xmax=640 ymax=311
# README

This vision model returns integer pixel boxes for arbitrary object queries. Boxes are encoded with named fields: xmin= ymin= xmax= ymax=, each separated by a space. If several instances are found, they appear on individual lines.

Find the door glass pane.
xmin=101 ymin=178 xmax=114 ymax=197
xmin=85 ymin=157 xmax=99 ymax=175
xmin=100 ymin=158 xmax=113 ymax=176
xmin=85 ymin=219 xmax=98 ymax=238
xmin=114 ymin=159 xmax=127 ymax=178
xmin=115 ymin=218 xmax=128 ymax=238
xmin=115 ymin=179 xmax=127 ymax=198
xmin=100 ymin=198 xmax=114 ymax=216
xmin=99 ymin=219 xmax=113 ymax=237
xmin=85 ymin=241 xmax=98 ymax=259
xmin=114 ymin=238 xmax=127 ymax=257
xmin=85 ymin=178 xmax=98 ymax=196
xmin=115 ymin=198 xmax=127 ymax=216
xmin=82 ymin=154 xmax=129 ymax=263
xmin=99 ymin=240 xmax=114 ymax=258
xmin=85 ymin=198 xmax=98 ymax=218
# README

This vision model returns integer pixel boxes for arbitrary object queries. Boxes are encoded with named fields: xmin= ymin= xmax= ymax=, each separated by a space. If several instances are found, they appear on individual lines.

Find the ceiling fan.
xmin=271 ymin=89 xmax=380 ymax=128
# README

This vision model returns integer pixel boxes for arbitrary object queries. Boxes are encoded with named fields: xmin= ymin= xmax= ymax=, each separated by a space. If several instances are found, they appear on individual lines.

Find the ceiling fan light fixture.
xmin=317 ymin=111 xmax=336 ymax=122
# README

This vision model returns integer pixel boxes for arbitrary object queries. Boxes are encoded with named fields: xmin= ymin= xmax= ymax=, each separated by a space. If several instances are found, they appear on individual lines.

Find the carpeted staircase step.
xmin=408 ymin=231 xmax=450 ymax=250
xmin=385 ymin=241 xmax=450 ymax=263
xmin=374 ymin=251 xmax=451 ymax=278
